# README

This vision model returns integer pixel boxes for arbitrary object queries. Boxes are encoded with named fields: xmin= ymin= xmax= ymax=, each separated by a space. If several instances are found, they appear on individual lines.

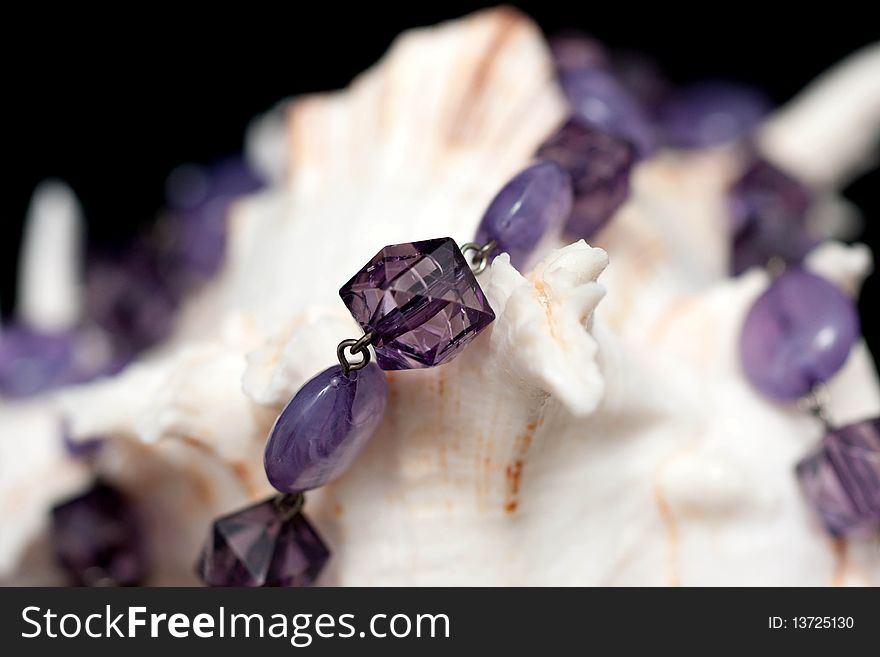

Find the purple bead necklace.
xmin=733 ymin=161 xmax=879 ymax=538
xmin=191 ymin=41 xmax=665 ymax=586
xmin=46 ymin=31 xmax=862 ymax=587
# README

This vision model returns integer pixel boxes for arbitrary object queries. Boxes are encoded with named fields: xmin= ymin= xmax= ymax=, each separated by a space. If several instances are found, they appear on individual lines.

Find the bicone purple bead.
xmin=740 ymin=269 xmax=860 ymax=400
xmin=196 ymin=495 xmax=329 ymax=587
xmin=657 ymin=81 xmax=772 ymax=149
xmin=339 ymin=238 xmax=495 ymax=370
xmin=728 ymin=159 xmax=815 ymax=275
xmin=559 ymin=67 xmax=655 ymax=156
xmin=536 ymin=119 xmax=636 ymax=239
xmin=50 ymin=482 xmax=145 ymax=586
xmin=264 ymin=363 xmax=387 ymax=494
xmin=474 ymin=161 xmax=573 ymax=271
xmin=796 ymin=418 xmax=880 ymax=536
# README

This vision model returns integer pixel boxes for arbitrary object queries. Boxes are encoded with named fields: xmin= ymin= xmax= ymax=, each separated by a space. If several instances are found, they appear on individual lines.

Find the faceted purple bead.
xmin=796 ymin=418 xmax=880 ymax=536
xmin=740 ymin=269 xmax=860 ymax=400
xmin=536 ymin=119 xmax=636 ymax=239
xmin=264 ymin=363 xmax=387 ymax=494
xmin=50 ymin=482 xmax=145 ymax=586
xmin=196 ymin=495 xmax=329 ymax=587
xmin=474 ymin=161 xmax=573 ymax=271
xmin=728 ymin=159 xmax=815 ymax=275
xmin=559 ymin=67 xmax=655 ymax=156
xmin=85 ymin=247 xmax=179 ymax=356
xmin=339 ymin=238 xmax=496 ymax=370
xmin=658 ymin=81 xmax=772 ymax=149
xmin=0 ymin=326 xmax=79 ymax=398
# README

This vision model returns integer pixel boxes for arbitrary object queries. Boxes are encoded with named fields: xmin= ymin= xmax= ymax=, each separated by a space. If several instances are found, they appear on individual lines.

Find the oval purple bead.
xmin=740 ymin=269 xmax=860 ymax=400
xmin=264 ymin=363 xmax=388 ymax=494
xmin=559 ymin=67 xmax=655 ymax=156
xmin=474 ymin=161 xmax=573 ymax=271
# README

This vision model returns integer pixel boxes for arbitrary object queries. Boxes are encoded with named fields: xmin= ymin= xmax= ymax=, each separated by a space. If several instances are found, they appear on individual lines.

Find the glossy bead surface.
xmin=340 ymin=238 xmax=495 ymax=370
xmin=796 ymin=418 xmax=880 ymax=536
xmin=50 ymin=482 xmax=145 ymax=586
xmin=474 ymin=161 xmax=573 ymax=271
xmin=196 ymin=495 xmax=329 ymax=587
xmin=740 ymin=269 xmax=860 ymax=400
xmin=536 ymin=119 xmax=636 ymax=239
xmin=264 ymin=363 xmax=387 ymax=494
xmin=559 ymin=67 xmax=655 ymax=156
xmin=658 ymin=81 xmax=771 ymax=149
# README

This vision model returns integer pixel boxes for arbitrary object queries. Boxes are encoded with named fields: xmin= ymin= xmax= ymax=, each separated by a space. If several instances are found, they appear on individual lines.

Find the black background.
xmin=4 ymin=2 xmax=879 ymax=353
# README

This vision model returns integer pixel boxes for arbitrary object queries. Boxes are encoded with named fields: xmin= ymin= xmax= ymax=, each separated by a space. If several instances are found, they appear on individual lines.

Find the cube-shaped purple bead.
xmin=796 ymin=418 xmax=880 ymax=537
xmin=50 ymin=481 xmax=146 ymax=586
xmin=339 ymin=238 xmax=495 ymax=370
xmin=197 ymin=495 xmax=329 ymax=587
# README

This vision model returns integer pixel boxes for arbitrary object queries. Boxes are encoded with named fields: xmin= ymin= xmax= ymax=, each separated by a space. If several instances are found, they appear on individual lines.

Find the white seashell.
xmin=16 ymin=180 xmax=84 ymax=331
xmin=2 ymin=7 xmax=879 ymax=586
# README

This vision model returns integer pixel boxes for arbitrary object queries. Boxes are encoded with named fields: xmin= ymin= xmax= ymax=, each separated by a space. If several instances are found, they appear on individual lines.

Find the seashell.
xmin=2 ymin=7 xmax=880 ymax=586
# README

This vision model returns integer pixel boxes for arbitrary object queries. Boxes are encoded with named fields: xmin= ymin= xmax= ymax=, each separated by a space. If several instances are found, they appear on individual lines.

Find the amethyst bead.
xmin=728 ymin=159 xmax=815 ymax=275
xmin=264 ymin=363 xmax=388 ymax=494
xmin=658 ymin=81 xmax=772 ymax=149
xmin=340 ymin=238 xmax=495 ymax=370
xmin=474 ymin=161 xmax=573 ymax=271
xmin=86 ymin=248 xmax=179 ymax=356
xmin=0 ymin=326 xmax=79 ymax=398
xmin=50 ymin=482 xmax=145 ymax=586
xmin=197 ymin=494 xmax=329 ymax=587
xmin=796 ymin=418 xmax=880 ymax=536
xmin=163 ymin=156 xmax=263 ymax=282
xmin=740 ymin=269 xmax=860 ymax=400
xmin=559 ymin=67 xmax=655 ymax=156
xmin=537 ymin=119 xmax=636 ymax=239
xmin=548 ymin=31 xmax=609 ymax=73
xmin=610 ymin=51 xmax=671 ymax=117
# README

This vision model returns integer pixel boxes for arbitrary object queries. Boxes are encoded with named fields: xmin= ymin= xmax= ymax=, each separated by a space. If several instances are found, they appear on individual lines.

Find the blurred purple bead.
xmin=265 ymin=363 xmax=388 ymax=494
xmin=740 ymin=269 xmax=860 ymax=400
xmin=340 ymin=238 xmax=495 ymax=370
xmin=658 ymin=81 xmax=772 ymax=149
xmin=559 ymin=68 xmax=655 ymax=156
xmin=197 ymin=495 xmax=329 ymax=587
xmin=163 ymin=156 xmax=263 ymax=281
xmin=548 ymin=31 xmax=609 ymax=73
xmin=474 ymin=161 xmax=573 ymax=270
xmin=610 ymin=50 xmax=672 ymax=117
xmin=85 ymin=247 xmax=179 ymax=356
xmin=797 ymin=418 xmax=880 ymax=536
xmin=536 ymin=119 xmax=636 ymax=239
xmin=0 ymin=326 xmax=79 ymax=398
xmin=51 ymin=481 xmax=145 ymax=586
xmin=728 ymin=159 xmax=815 ymax=275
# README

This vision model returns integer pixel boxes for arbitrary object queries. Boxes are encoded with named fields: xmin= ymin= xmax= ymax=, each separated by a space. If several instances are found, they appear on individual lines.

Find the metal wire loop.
xmin=798 ymin=383 xmax=833 ymax=431
xmin=460 ymin=240 xmax=497 ymax=275
xmin=337 ymin=330 xmax=375 ymax=376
